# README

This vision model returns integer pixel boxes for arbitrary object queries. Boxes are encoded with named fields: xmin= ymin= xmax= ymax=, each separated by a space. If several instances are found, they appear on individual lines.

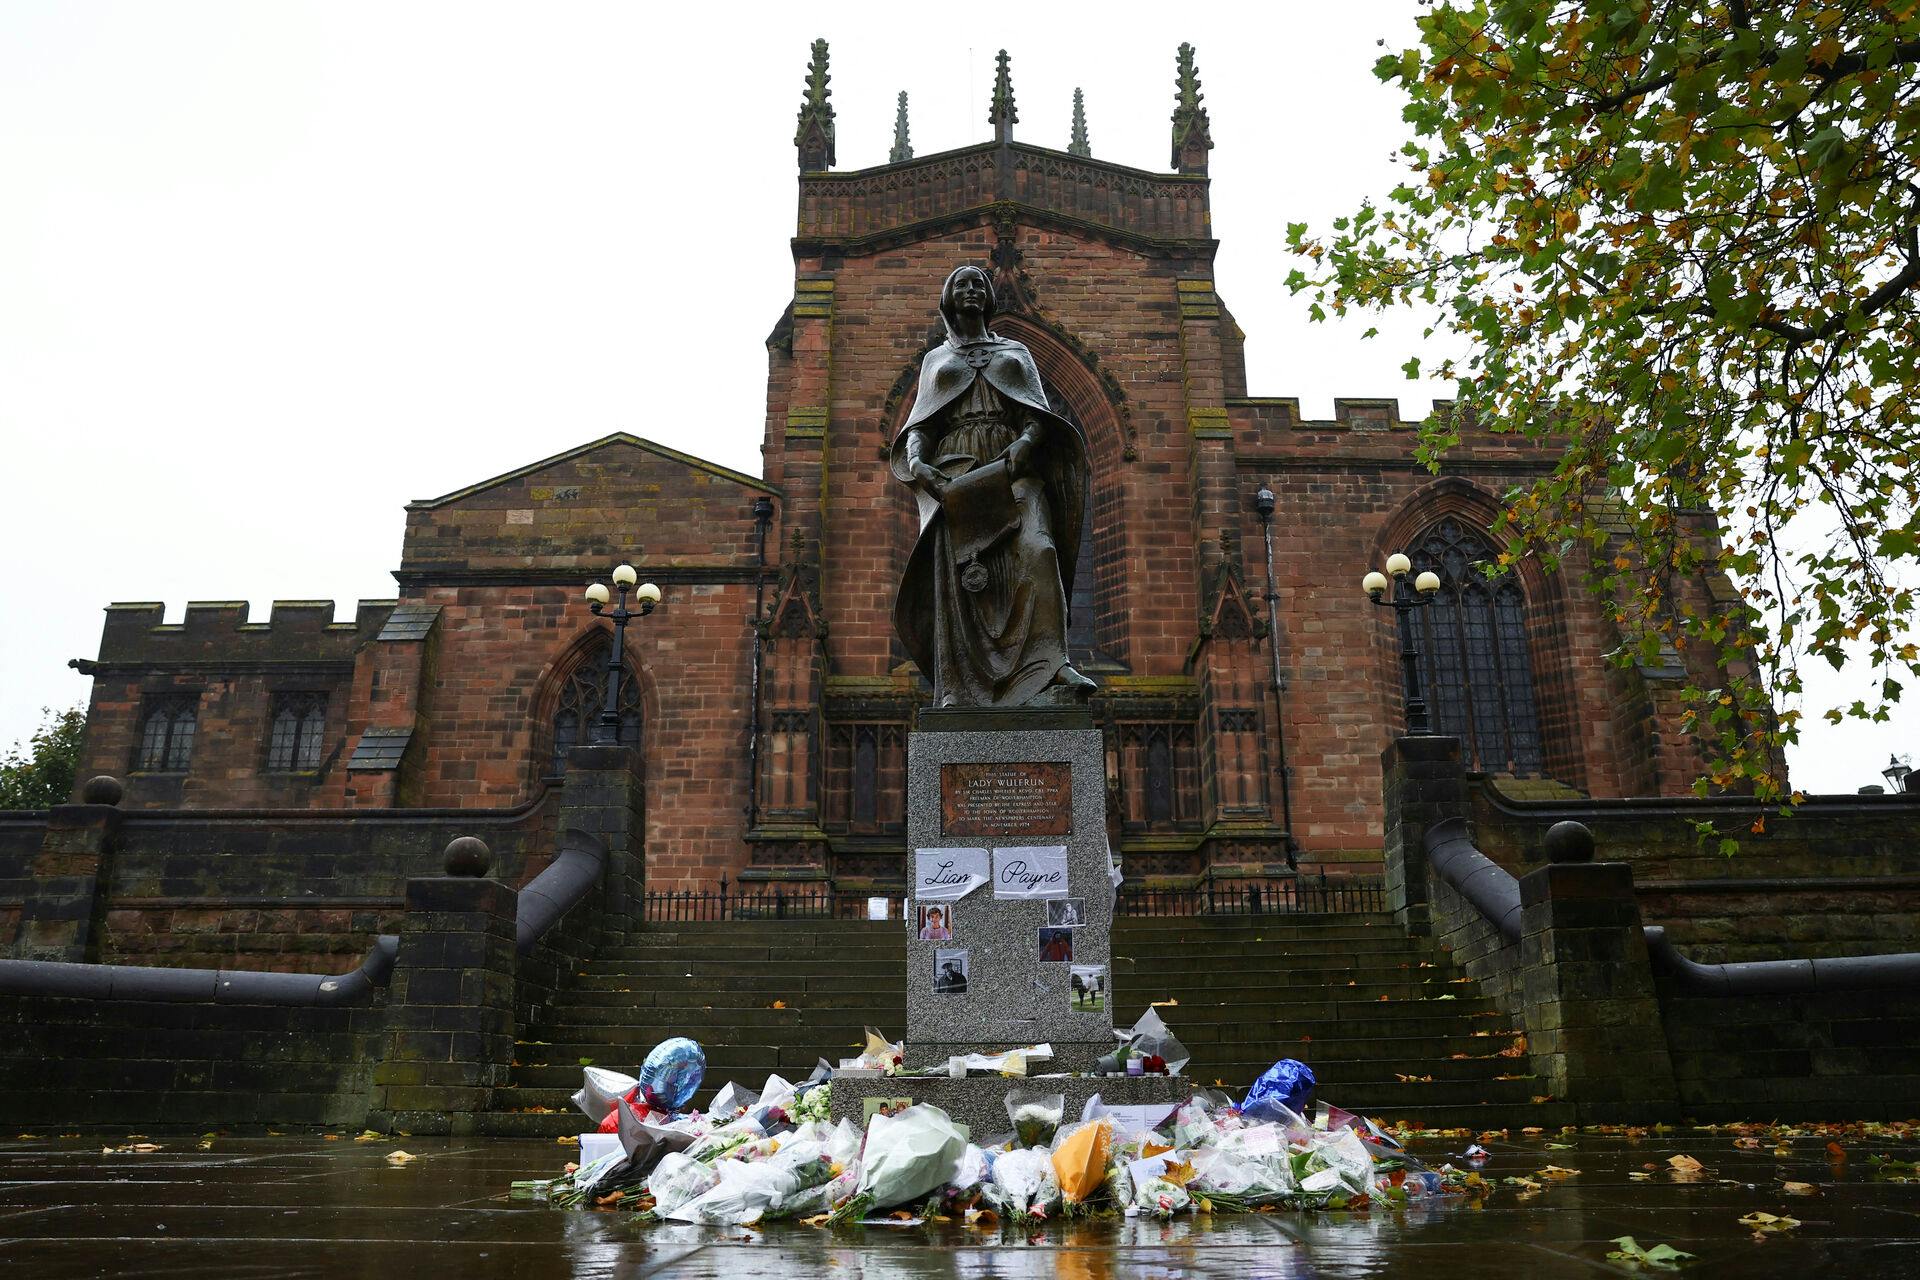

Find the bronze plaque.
xmin=940 ymin=761 xmax=1073 ymax=837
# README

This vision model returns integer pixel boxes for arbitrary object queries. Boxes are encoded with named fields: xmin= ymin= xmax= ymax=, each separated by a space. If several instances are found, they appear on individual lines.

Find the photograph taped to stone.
xmin=1070 ymin=964 xmax=1107 ymax=1011
xmin=1038 ymin=927 xmax=1074 ymax=963
xmin=1046 ymin=898 xmax=1085 ymax=928
xmin=933 ymin=948 xmax=969 ymax=994
xmin=992 ymin=844 xmax=1069 ymax=899
xmin=914 ymin=846 xmax=990 ymax=901
xmin=917 ymin=904 xmax=954 ymax=942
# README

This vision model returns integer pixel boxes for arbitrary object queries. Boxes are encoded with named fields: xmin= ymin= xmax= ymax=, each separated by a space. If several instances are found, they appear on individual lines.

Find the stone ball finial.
xmin=80 ymin=775 xmax=124 ymax=806
xmin=443 ymin=836 xmax=492 ymax=878
xmin=1543 ymin=820 xmax=1595 ymax=864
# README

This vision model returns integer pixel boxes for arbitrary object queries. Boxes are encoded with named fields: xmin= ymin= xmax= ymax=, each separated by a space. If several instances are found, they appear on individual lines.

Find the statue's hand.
xmin=911 ymin=460 xmax=947 ymax=501
xmin=1005 ymin=436 xmax=1034 ymax=480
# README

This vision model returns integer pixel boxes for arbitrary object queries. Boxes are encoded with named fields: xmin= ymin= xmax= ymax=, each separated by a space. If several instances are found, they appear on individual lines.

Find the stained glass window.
xmin=1410 ymin=518 xmax=1545 ymax=775
xmin=551 ymin=639 xmax=641 ymax=775
xmin=266 ymin=693 xmax=328 ymax=771
xmin=134 ymin=694 xmax=198 ymax=773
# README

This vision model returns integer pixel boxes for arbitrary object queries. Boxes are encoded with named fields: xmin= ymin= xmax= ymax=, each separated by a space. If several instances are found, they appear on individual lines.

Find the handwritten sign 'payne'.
xmin=940 ymin=761 xmax=1072 ymax=838
xmin=992 ymin=845 xmax=1069 ymax=900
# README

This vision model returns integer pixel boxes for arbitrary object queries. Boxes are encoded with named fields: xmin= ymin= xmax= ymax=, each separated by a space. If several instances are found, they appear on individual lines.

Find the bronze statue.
xmin=891 ymin=265 xmax=1096 ymax=708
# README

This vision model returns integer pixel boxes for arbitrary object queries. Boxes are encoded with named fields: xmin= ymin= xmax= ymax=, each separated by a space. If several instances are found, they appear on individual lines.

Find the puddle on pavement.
xmin=1 ymin=1129 xmax=1916 ymax=1278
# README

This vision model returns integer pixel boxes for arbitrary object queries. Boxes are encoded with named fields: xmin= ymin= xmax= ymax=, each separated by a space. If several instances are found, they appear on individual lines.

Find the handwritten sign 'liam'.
xmin=992 ymin=845 xmax=1069 ymax=900
xmin=914 ymin=847 xmax=990 ymax=902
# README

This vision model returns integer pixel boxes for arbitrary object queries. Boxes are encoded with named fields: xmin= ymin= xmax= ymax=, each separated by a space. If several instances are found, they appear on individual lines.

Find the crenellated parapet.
xmin=93 ymin=599 xmax=394 ymax=670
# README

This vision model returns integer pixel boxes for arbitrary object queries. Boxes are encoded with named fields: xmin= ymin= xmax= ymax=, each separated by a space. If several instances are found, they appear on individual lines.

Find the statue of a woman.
xmin=891 ymin=265 xmax=1097 ymax=708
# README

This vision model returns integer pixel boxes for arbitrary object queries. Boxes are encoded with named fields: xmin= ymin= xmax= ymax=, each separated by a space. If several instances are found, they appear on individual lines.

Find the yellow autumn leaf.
xmin=1738 ymin=1212 xmax=1800 ymax=1232
xmin=385 ymin=1150 xmax=417 ymax=1166
xmin=1160 ymin=1159 xmax=1199 ymax=1188
xmin=1782 ymin=1181 xmax=1818 ymax=1196
xmin=771 ymin=1000 xmax=787 ymax=1010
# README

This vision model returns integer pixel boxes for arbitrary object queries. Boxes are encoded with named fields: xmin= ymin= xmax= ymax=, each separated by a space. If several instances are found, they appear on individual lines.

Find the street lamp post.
xmin=583 ymin=564 xmax=661 ymax=746
xmin=1883 ymin=754 xmax=1913 ymax=793
xmin=1364 ymin=552 xmax=1443 ymax=735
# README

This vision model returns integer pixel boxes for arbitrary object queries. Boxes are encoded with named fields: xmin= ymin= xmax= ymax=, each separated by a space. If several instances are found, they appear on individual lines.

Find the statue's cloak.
xmin=888 ymin=335 xmax=1090 ymax=690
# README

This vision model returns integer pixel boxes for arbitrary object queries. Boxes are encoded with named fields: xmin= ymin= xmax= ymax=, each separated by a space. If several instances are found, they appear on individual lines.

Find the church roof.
xmin=407 ymin=432 xmax=780 ymax=511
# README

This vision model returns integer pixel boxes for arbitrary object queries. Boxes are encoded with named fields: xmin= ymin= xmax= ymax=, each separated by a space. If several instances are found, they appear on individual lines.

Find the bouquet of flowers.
xmin=646 ymin=1152 xmax=721 ymax=1217
xmin=827 ymin=1104 xmax=968 ymax=1223
xmin=980 ymin=1147 xmax=1061 ymax=1220
xmin=1050 ymin=1117 xmax=1114 ymax=1207
xmin=1004 ymin=1087 xmax=1065 ymax=1148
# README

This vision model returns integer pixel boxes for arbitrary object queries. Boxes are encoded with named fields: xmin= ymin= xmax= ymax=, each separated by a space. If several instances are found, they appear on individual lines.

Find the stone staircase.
xmin=482 ymin=911 xmax=1572 ymax=1135
xmin=1110 ymin=912 xmax=1572 ymax=1131
xmin=481 ymin=920 xmax=907 ymax=1135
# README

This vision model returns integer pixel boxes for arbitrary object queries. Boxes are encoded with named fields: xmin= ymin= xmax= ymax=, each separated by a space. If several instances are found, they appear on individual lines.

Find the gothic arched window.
xmin=550 ymin=640 xmax=642 ymax=776
xmin=1410 ymin=517 xmax=1545 ymax=776
xmin=134 ymin=694 xmax=198 ymax=773
xmin=266 ymin=692 xmax=328 ymax=771
xmin=1049 ymin=396 xmax=1125 ymax=672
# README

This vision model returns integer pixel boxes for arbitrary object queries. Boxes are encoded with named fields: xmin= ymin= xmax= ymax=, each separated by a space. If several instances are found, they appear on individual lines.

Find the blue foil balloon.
xmin=638 ymin=1037 xmax=706 ymax=1111
xmin=1241 ymin=1058 xmax=1316 ymax=1120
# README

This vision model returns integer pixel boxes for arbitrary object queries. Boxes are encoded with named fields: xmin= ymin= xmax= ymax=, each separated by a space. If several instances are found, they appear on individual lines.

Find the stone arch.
xmin=1370 ymin=477 xmax=1585 ymax=787
xmin=882 ymin=317 xmax=1132 ymax=669
xmin=528 ymin=624 xmax=658 ymax=786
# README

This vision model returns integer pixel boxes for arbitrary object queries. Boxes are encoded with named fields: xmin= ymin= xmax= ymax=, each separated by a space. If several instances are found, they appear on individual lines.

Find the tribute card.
xmin=914 ymin=846 xmax=990 ymax=901
xmin=992 ymin=844 xmax=1069 ymax=899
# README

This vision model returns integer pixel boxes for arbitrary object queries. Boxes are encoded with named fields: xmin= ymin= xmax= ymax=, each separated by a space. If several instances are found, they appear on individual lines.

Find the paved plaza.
xmin=2 ymin=1129 xmax=1916 ymax=1278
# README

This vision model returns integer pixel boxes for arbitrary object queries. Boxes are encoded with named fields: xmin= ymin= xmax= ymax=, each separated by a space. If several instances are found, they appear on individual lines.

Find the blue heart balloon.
xmin=638 ymin=1037 xmax=706 ymax=1111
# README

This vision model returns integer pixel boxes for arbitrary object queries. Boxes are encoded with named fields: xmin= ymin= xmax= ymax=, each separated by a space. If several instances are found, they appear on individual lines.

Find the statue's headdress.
xmin=937 ymin=264 xmax=997 ymax=338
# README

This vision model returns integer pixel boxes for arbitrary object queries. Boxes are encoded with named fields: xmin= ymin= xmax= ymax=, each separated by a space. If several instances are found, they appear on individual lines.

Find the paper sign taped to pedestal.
xmin=992 ymin=845 xmax=1069 ymax=899
xmin=914 ymin=847 xmax=990 ymax=901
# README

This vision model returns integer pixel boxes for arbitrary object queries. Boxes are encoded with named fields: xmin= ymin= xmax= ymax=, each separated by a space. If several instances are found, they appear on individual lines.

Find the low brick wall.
xmin=1 ymin=787 xmax=561 ymax=972
xmin=1659 ymin=986 xmax=1920 ymax=1122
xmin=1470 ymin=785 xmax=1920 ymax=962
xmin=0 ymin=994 xmax=385 ymax=1128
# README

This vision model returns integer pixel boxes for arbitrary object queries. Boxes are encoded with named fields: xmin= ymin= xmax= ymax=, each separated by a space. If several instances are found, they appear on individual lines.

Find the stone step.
xmin=591 ymin=940 xmax=906 ymax=959
xmin=501 ymin=1048 xmax=1532 ymax=1092
xmin=542 ymin=983 xmax=1485 ymax=1017
xmin=553 ymin=988 xmax=908 ymax=1011
xmin=583 ymin=957 xmax=909 ymax=979
xmin=537 ymin=1007 xmax=907 ymax=1032
xmin=478 ymin=1097 xmax=1576 ymax=1139
xmin=1113 ymin=912 xmax=1398 ymax=933
xmin=568 ymin=971 xmax=910 ymax=994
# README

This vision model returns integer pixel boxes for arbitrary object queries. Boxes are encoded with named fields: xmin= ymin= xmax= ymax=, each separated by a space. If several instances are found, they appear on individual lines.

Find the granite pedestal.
xmin=835 ymin=709 xmax=1188 ymax=1133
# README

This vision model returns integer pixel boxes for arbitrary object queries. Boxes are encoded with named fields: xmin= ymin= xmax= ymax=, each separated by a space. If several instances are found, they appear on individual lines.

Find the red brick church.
xmin=68 ymin=44 xmax=1731 ymax=890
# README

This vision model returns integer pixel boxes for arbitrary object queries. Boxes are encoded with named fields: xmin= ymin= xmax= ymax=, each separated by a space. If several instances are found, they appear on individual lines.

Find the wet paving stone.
xmin=0 ymin=1128 xmax=1915 ymax=1278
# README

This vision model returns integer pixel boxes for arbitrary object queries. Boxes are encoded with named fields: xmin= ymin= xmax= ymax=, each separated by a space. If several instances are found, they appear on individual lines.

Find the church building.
xmin=67 ymin=44 xmax=1733 ymax=891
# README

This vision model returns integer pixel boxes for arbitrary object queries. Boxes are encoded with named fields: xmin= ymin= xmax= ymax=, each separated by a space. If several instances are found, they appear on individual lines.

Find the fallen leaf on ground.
xmin=800 ymin=1213 xmax=830 ymax=1227
xmin=385 ymin=1150 xmax=417 ymax=1166
xmin=1827 ymin=1142 xmax=1847 ymax=1160
xmin=1539 ymin=1165 xmax=1579 ymax=1180
xmin=1394 ymin=1073 xmax=1433 ymax=1083
xmin=555 ymin=1136 xmax=578 ymax=1146
xmin=1629 ymin=1171 xmax=1652 ymax=1180
xmin=1607 ymin=1237 xmax=1694 ymax=1270
xmin=1498 ymin=1037 xmax=1529 ymax=1058
xmin=771 ymin=1000 xmax=787 ymax=1010
xmin=1782 ymin=1181 xmax=1818 ymax=1196
xmin=1669 ymin=1154 xmax=1705 ymax=1172
xmin=1738 ymin=1212 xmax=1800 ymax=1232
xmin=1151 ymin=998 xmax=1178 ymax=1007
xmin=354 ymin=1131 xmax=383 ymax=1143
xmin=1735 ymin=1136 xmax=1761 ymax=1149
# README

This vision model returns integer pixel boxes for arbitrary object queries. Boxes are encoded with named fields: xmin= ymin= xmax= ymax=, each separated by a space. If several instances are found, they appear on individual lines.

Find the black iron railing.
xmin=641 ymin=878 xmax=907 ymax=923
xmin=642 ymin=874 xmax=1381 ymax=922
xmin=1116 ymin=873 xmax=1385 ymax=918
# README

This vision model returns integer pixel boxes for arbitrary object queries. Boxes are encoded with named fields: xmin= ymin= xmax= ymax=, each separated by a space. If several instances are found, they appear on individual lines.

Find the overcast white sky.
xmin=0 ymin=2 xmax=1907 ymax=793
